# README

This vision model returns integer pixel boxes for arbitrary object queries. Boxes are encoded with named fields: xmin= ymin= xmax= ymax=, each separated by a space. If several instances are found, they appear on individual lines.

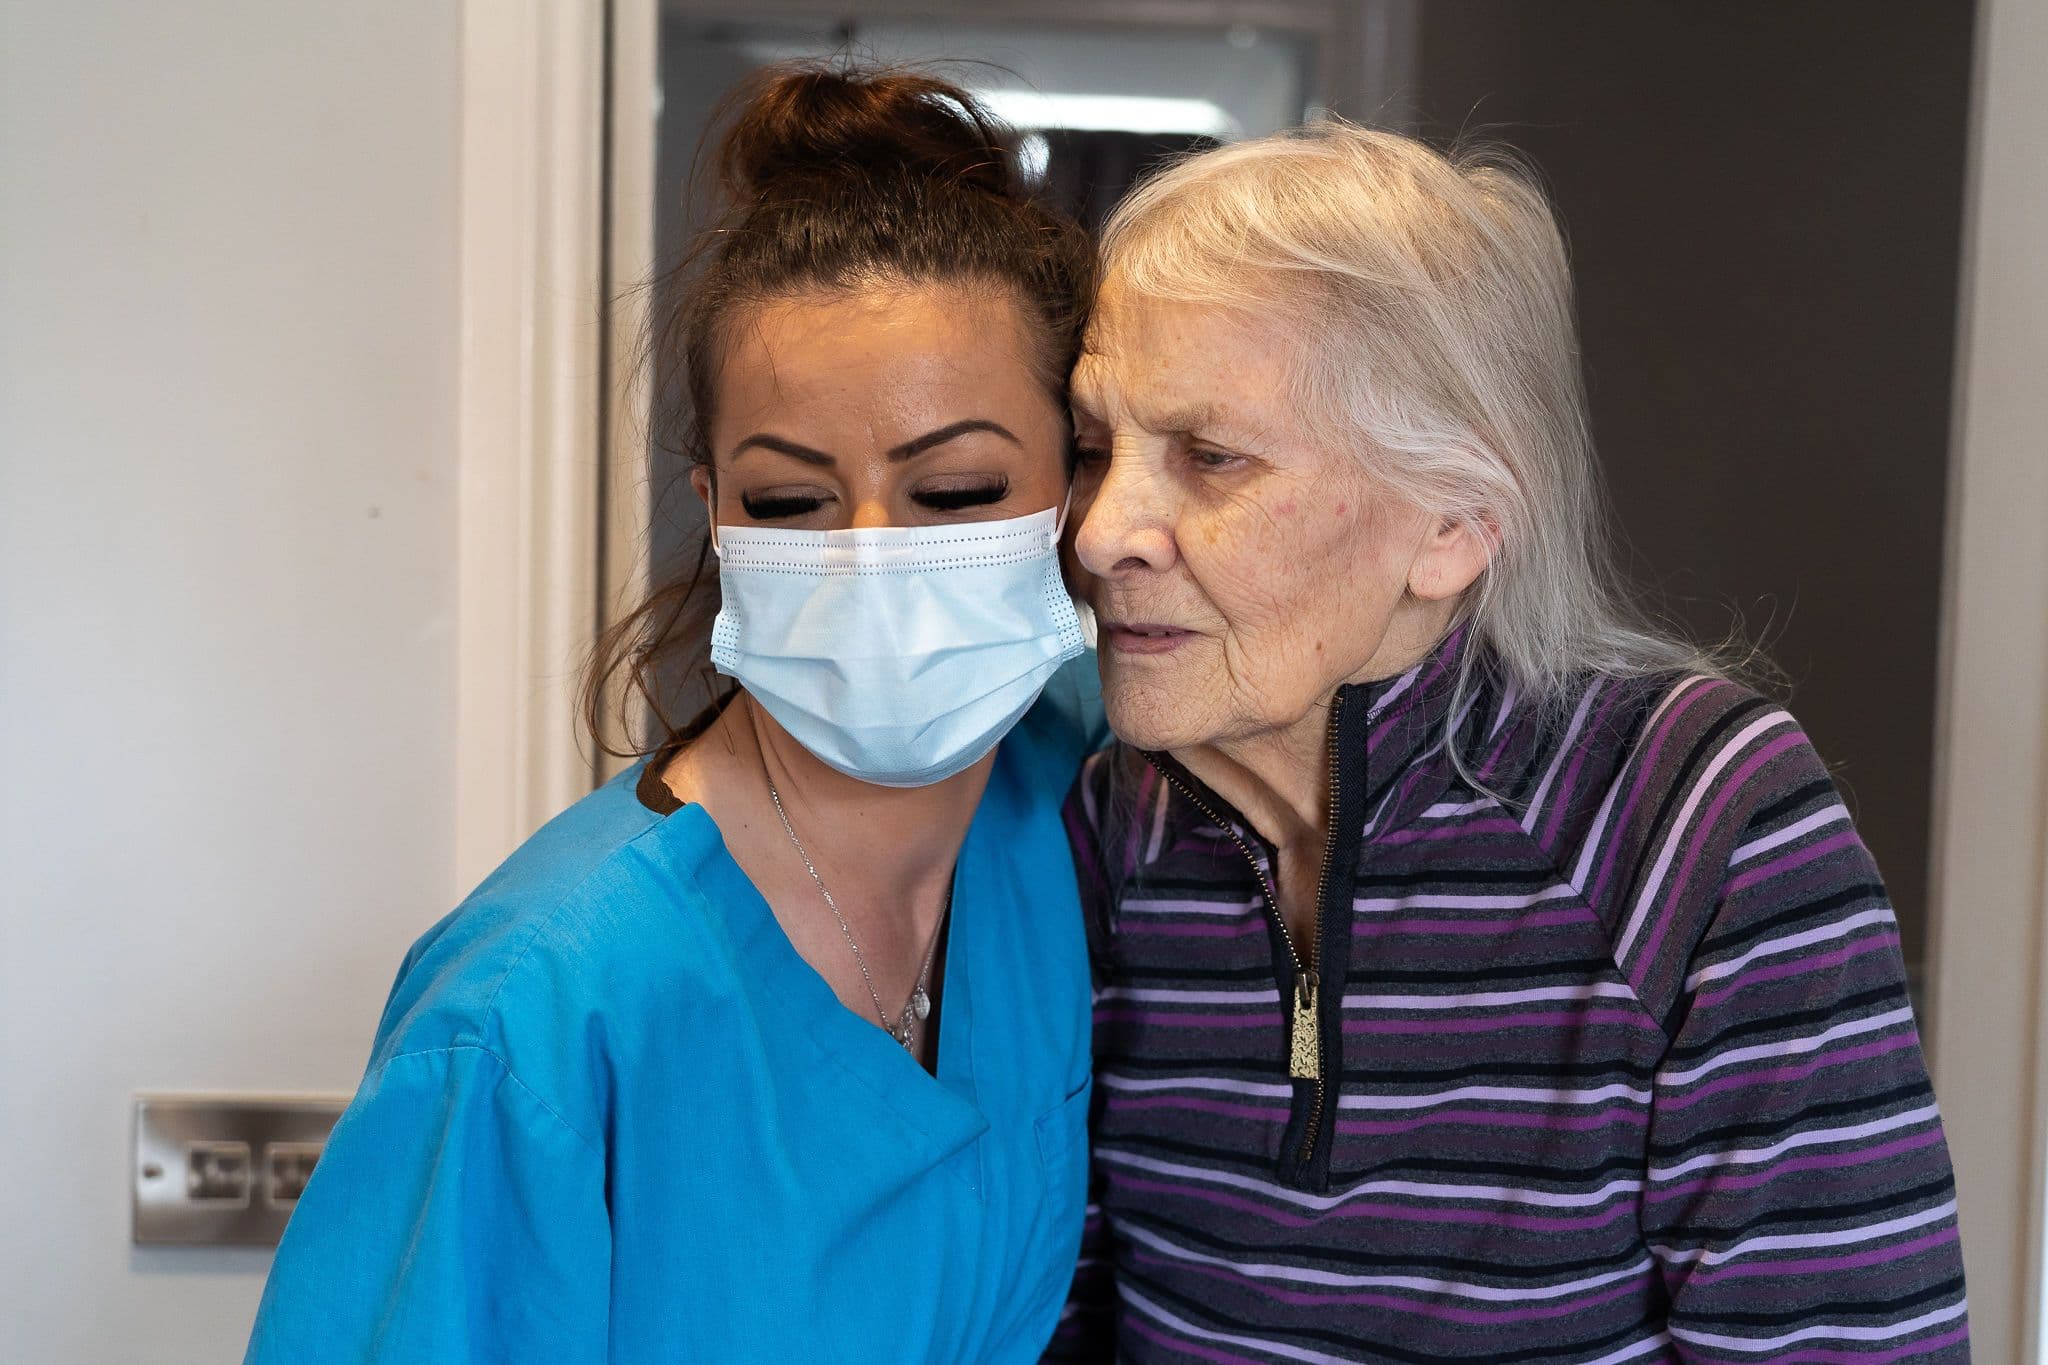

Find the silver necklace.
xmin=764 ymin=772 xmax=949 ymax=1051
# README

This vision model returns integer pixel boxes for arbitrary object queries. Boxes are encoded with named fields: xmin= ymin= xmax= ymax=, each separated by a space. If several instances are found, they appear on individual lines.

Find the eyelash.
xmin=739 ymin=492 xmax=824 ymax=520
xmin=738 ymin=479 xmax=1010 ymax=521
xmin=1068 ymin=444 xmax=1242 ymax=472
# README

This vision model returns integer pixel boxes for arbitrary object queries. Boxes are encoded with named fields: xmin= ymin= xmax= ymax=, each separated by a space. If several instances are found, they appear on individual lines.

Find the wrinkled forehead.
xmin=1072 ymin=283 xmax=1302 ymax=434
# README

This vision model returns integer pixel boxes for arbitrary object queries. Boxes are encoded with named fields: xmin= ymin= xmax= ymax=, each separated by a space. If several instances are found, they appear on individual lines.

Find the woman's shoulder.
xmin=1536 ymin=670 xmax=1849 ymax=919
xmin=1592 ymin=670 xmax=1820 ymax=812
xmin=366 ymin=768 xmax=730 ymax=1092
xmin=1002 ymin=654 xmax=1111 ymax=796
xmin=1498 ymin=666 xmax=1808 ymax=814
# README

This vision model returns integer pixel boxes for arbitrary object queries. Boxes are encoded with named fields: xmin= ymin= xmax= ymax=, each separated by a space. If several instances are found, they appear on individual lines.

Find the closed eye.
xmin=914 ymin=477 xmax=1009 ymax=512
xmin=740 ymin=490 xmax=831 ymax=520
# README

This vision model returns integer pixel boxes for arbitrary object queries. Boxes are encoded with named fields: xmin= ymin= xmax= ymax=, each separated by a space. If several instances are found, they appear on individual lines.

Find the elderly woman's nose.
xmin=1075 ymin=458 xmax=1177 ymax=577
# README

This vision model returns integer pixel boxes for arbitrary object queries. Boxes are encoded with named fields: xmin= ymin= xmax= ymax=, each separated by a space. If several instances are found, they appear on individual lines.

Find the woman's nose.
xmin=849 ymin=498 xmax=894 ymax=530
xmin=1074 ymin=457 xmax=1176 ymax=578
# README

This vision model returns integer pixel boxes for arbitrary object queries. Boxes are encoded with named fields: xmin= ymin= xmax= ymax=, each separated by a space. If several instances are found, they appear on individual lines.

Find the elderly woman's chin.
xmin=1096 ymin=643 xmax=1315 ymax=755
xmin=1097 ymin=652 xmax=1216 ymax=753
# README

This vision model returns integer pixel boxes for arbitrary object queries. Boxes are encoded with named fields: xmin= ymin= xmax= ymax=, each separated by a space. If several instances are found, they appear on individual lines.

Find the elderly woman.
xmin=1049 ymin=126 xmax=1967 ymax=1361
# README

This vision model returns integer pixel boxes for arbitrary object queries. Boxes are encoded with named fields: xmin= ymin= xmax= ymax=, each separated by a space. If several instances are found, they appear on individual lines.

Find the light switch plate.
xmin=133 ymin=1093 xmax=349 ymax=1245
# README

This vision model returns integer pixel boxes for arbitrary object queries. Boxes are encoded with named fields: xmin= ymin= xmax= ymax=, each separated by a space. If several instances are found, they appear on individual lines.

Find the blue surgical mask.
xmin=709 ymin=504 xmax=1087 ymax=788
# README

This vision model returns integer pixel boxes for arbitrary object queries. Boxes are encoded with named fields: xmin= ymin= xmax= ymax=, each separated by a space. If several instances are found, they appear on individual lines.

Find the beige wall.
xmin=1926 ymin=0 xmax=2048 ymax=1358
xmin=0 ymin=3 xmax=463 ymax=1359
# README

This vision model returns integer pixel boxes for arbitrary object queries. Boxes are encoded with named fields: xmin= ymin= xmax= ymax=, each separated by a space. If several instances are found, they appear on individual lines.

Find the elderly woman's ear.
xmin=1405 ymin=516 xmax=1494 ymax=602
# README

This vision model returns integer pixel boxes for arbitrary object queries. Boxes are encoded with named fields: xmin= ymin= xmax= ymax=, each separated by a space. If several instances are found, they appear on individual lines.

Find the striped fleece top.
xmin=1046 ymin=629 xmax=1966 ymax=1363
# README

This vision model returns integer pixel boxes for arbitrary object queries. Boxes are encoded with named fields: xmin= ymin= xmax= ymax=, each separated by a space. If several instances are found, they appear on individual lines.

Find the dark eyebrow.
xmin=888 ymin=419 xmax=1021 ymax=461
xmin=729 ymin=434 xmax=835 ymax=465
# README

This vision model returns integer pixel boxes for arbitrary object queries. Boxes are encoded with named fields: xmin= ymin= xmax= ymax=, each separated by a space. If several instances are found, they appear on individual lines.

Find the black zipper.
xmin=1145 ymin=690 xmax=1353 ymax=1181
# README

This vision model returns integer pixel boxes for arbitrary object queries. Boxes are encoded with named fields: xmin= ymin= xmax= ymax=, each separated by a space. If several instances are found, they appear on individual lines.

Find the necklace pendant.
xmin=911 ymin=987 xmax=931 ymax=1021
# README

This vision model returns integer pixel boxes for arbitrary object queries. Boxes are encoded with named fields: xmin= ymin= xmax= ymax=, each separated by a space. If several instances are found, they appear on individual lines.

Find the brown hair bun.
xmin=717 ymin=66 xmax=1016 ymax=201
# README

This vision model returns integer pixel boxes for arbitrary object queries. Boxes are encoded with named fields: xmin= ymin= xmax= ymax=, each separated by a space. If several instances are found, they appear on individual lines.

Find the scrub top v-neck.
xmin=244 ymin=667 xmax=1101 ymax=1365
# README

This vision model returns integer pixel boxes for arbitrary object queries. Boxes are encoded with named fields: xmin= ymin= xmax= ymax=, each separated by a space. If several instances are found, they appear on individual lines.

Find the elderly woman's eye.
xmin=1072 ymin=444 xmax=1110 ymax=468
xmin=1188 ymin=446 xmax=1242 ymax=470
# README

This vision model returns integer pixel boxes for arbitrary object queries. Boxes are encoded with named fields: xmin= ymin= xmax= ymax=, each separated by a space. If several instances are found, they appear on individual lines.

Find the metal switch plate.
xmin=133 ymin=1094 xmax=348 ymax=1245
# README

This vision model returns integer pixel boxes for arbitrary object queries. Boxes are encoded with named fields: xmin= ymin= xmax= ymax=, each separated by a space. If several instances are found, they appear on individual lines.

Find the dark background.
xmin=1392 ymin=2 xmax=1977 ymax=974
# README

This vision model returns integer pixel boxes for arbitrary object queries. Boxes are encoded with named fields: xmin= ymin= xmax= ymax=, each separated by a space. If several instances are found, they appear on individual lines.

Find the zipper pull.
xmin=1288 ymin=969 xmax=1321 ymax=1079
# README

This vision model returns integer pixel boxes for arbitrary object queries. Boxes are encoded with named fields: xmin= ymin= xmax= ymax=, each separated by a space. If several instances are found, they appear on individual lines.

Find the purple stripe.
xmin=1687 ymin=1225 xmax=1958 ymax=1284
xmin=1129 ymin=1247 xmax=1650 ymax=1325
xmin=1589 ymin=680 xmax=1731 ymax=907
xmin=1656 ymin=1031 xmax=1919 ymax=1113
xmin=1541 ymin=682 xmax=1628 ymax=851
xmin=1342 ymin=1008 xmax=1651 ymax=1035
xmin=1725 ymin=828 xmax=1864 ymax=897
xmin=1632 ymin=730 xmax=1806 ymax=982
xmin=1120 ymin=1310 xmax=1266 ymax=1365
xmin=1336 ymin=1103 xmax=1650 ymax=1136
xmin=1646 ymin=1128 xmax=1945 ymax=1203
xmin=1692 ymin=931 xmax=1900 ymax=1012
xmin=1109 ymin=1171 xmax=1639 ymax=1233
xmin=1479 ymin=708 xmax=1528 ymax=779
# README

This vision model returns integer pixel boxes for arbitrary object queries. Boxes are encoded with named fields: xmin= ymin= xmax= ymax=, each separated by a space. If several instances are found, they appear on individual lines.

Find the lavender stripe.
xmin=1692 ymin=932 xmax=1900 ymax=1012
xmin=1725 ymin=829 xmax=1863 ymax=896
xmin=1655 ymin=1031 xmax=1919 ymax=1114
xmin=1646 ymin=1129 xmax=1946 ymax=1203
xmin=1687 ymin=1226 xmax=1958 ymax=1284
xmin=1129 ymin=1246 xmax=1651 ymax=1325
xmin=1336 ymin=1103 xmax=1649 ymax=1136
xmin=1585 ymin=677 xmax=1727 ymax=906
xmin=1628 ymin=724 xmax=1803 ymax=978
xmin=1687 ymin=906 xmax=1897 ymax=990
xmin=1687 ymin=1324 xmax=1968 ymax=1365
xmin=1109 ymin=1171 xmax=1641 ymax=1233
xmin=1730 ymin=802 xmax=1850 ymax=865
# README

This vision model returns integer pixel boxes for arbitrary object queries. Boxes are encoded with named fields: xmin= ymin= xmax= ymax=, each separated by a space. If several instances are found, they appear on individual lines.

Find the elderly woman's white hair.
xmin=1099 ymin=120 xmax=1724 ymax=740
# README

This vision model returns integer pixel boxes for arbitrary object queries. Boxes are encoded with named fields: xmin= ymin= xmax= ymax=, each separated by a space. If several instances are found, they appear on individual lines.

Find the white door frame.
xmin=1924 ymin=0 xmax=2048 ymax=1358
xmin=453 ymin=0 xmax=612 ymax=890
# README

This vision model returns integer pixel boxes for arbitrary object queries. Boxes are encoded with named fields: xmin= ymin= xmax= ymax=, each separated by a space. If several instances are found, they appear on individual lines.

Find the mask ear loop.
xmin=1051 ymin=487 xmax=1075 ymax=543
xmin=705 ymin=472 xmax=725 ymax=558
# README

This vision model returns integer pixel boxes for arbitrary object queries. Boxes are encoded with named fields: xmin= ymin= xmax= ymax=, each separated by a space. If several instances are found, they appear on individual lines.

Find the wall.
xmin=0 ymin=3 xmax=462 ymax=1360
xmin=1927 ymin=0 xmax=2048 ymax=1354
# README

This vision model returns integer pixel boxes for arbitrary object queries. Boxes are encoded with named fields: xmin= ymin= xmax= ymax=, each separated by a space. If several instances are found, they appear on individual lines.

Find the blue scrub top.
xmin=246 ymin=668 xmax=1102 ymax=1364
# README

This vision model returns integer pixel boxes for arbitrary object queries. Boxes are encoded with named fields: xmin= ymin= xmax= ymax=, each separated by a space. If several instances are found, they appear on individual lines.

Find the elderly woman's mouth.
xmin=1102 ymin=622 xmax=1194 ymax=654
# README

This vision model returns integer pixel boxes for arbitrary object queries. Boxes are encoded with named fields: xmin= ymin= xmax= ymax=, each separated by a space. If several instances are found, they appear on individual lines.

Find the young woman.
xmin=246 ymin=67 xmax=1100 ymax=1363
